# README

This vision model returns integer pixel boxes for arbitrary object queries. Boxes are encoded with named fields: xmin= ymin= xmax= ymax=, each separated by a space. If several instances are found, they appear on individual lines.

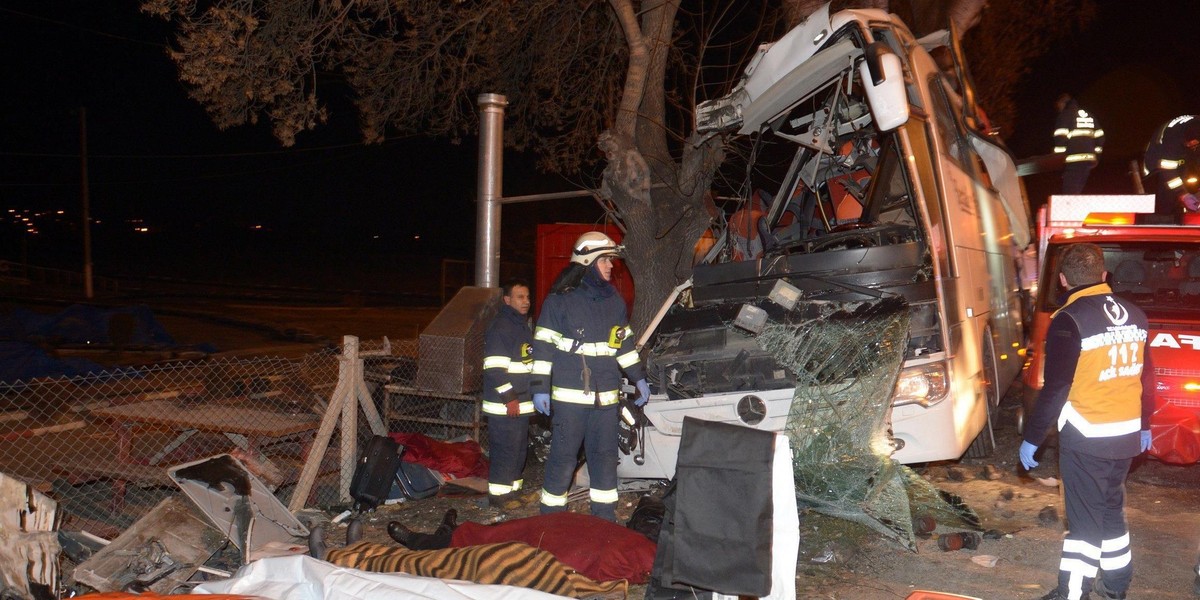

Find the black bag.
xmin=391 ymin=459 xmax=442 ymax=500
xmin=349 ymin=435 xmax=403 ymax=511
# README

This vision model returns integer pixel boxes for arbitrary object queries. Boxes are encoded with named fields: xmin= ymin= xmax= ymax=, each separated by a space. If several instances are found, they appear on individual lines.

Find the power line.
xmin=0 ymin=135 xmax=415 ymax=160
xmin=0 ymin=6 xmax=166 ymax=49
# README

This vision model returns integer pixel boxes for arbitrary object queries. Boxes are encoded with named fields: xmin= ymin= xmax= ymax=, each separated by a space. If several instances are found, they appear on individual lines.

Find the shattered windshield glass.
xmin=756 ymin=296 xmax=977 ymax=550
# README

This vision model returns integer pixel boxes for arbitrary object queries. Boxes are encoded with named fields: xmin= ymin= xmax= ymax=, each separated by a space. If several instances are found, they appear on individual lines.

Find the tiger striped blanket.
xmin=326 ymin=541 xmax=627 ymax=599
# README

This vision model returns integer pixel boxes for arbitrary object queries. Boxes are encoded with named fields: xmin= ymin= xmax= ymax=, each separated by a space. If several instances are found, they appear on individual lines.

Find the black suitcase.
xmin=349 ymin=435 xmax=403 ymax=511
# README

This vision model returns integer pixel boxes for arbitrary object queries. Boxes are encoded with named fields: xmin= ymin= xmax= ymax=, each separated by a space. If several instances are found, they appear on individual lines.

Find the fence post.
xmin=338 ymin=336 xmax=359 ymax=503
xmin=289 ymin=335 xmax=392 ymax=511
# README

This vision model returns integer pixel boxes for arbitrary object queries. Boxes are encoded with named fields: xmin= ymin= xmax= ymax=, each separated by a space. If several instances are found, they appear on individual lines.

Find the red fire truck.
xmin=1020 ymin=195 xmax=1200 ymax=464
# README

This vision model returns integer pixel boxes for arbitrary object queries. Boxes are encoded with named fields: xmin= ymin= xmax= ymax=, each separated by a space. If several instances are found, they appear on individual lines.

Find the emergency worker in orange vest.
xmin=1020 ymin=243 xmax=1153 ymax=600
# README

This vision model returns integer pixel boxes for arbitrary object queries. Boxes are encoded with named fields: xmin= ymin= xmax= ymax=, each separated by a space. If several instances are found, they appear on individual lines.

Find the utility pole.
xmin=80 ymin=107 xmax=93 ymax=299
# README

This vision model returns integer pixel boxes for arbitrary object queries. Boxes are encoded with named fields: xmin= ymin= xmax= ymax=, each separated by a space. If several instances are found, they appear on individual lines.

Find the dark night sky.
xmin=1 ymin=0 xmax=1198 ymax=281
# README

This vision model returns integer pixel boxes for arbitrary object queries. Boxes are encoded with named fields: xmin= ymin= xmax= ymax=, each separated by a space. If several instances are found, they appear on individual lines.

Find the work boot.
xmin=386 ymin=521 xmax=416 ymax=547
xmin=307 ymin=525 xmax=327 ymax=559
xmin=488 ymin=492 xmax=519 ymax=510
xmin=345 ymin=516 xmax=364 ymax=545
xmin=1092 ymin=576 xmax=1125 ymax=600
xmin=387 ymin=519 xmax=453 ymax=550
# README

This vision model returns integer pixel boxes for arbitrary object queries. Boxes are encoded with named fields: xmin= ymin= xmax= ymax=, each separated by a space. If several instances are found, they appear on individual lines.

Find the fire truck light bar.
xmin=1047 ymin=195 xmax=1155 ymax=225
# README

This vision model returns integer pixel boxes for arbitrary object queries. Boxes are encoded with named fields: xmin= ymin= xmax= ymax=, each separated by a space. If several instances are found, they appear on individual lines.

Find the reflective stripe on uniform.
xmin=1161 ymin=158 xmax=1184 ymax=170
xmin=489 ymin=482 xmax=516 ymax=495
xmin=1058 ymin=402 xmax=1141 ymax=438
xmin=552 ymin=386 xmax=620 ymax=405
xmin=616 ymin=350 xmax=640 ymax=369
xmin=512 ymin=479 xmax=524 ymax=491
xmin=535 ymin=326 xmax=563 ymax=346
xmin=1053 ymin=146 xmax=1067 ymax=153
xmin=484 ymin=355 xmax=511 ymax=370
xmin=553 ymin=338 xmax=618 ymax=356
xmin=482 ymin=400 xmax=535 ymax=415
xmin=531 ymin=360 xmax=553 ymax=375
xmin=508 ymin=362 xmax=535 ymax=374
xmin=541 ymin=488 xmax=568 ymax=507
xmin=1169 ymin=176 xmax=1184 ymax=189
xmin=590 ymin=487 xmax=618 ymax=504
xmin=496 ymin=383 xmax=513 ymax=395
xmin=1065 ymin=153 xmax=1097 ymax=163
xmin=1099 ymin=533 xmax=1131 ymax=571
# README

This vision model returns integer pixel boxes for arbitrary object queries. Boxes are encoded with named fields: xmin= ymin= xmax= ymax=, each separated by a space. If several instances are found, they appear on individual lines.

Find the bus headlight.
xmin=892 ymin=362 xmax=949 ymax=407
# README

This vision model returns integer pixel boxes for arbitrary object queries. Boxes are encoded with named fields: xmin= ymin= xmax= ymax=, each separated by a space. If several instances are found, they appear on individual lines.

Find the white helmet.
xmin=570 ymin=231 xmax=623 ymax=265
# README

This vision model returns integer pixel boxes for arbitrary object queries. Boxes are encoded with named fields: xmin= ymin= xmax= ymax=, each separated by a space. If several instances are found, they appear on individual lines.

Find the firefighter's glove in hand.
xmin=1140 ymin=430 xmax=1152 ymax=453
xmin=634 ymin=379 xmax=650 ymax=407
xmin=533 ymin=393 xmax=551 ymax=415
xmin=1183 ymin=193 xmax=1200 ymax=212
xmin=1019 ymin=441 xmax=1039 ymax=470
xmin=505 ymin=400 xmax=520 ymax=418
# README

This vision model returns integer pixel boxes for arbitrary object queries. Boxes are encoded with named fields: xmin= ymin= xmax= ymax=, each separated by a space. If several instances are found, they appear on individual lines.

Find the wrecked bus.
xmin=618 ymin=5 xmax=1033 ymax=479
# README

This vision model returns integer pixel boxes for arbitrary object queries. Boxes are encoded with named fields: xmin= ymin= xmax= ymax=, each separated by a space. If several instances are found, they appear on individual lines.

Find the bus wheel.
xmin=965 ymin=327 xmax=999 ymax=458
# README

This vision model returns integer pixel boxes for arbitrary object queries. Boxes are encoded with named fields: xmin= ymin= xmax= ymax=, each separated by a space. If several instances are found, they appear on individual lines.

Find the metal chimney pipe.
xmin=476 ymin=93 xmax=507 ymax=288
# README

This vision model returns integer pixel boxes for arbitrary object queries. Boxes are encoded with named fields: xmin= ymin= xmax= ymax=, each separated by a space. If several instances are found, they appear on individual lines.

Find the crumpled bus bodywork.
xmin=619 ymin=5 xmax=1032 ymax=479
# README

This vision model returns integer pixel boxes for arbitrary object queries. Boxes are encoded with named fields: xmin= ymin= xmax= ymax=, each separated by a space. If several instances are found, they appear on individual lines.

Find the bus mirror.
xmin=860 ymin=42 xmax=909 ymax=132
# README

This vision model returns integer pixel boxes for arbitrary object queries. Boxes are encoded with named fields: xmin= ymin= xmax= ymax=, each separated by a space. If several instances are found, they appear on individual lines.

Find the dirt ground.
xmin=127 ymin=305 xmax=1200 ymax=599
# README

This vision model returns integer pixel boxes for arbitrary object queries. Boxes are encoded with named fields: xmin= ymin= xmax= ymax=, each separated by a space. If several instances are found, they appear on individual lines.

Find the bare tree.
xmin=143 ymin=0 xmax=1090 ymax=334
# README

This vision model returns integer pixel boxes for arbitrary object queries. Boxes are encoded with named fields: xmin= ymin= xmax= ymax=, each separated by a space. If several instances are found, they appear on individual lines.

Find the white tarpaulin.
xmin=191 ymin=554 xmax=572 ymax=600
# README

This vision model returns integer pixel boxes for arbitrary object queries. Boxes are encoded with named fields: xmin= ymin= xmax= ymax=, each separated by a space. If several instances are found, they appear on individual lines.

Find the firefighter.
xmin=1143 ymin=114 xmax=1200 ymax=223
xmin=481 ymin=280 xmax=535 ymax=508
xmin=1053 ymin=93 xmax=1105 ymax=194
xmin=530 ymin=232 xmax=649 ymax=522
xmin=1020 ymin=243 xmax=1154 ymax=600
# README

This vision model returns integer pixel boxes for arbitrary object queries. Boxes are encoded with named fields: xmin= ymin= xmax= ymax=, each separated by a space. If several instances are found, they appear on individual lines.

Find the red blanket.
xmin=388 ymin=432 xmax=489 ymax=479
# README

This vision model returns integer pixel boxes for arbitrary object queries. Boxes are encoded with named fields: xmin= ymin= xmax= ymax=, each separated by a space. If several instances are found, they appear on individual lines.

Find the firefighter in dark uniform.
xmin=1020 ymin=243 xmax=1154 ymax=600
xmin=481 ymin=281 xmax=535 ymax=507
xmin=1053 ymin=94 xmax=1105 ymax=195
xmin=530 ymin=232 xmax=649 ymax=522
xmin=1143 ymin=114 xmax=1200 ymax=223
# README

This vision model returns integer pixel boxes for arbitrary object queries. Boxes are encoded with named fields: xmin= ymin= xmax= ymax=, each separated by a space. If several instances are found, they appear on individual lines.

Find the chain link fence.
xmin=0 ymin=336 xmax=487 ymax=539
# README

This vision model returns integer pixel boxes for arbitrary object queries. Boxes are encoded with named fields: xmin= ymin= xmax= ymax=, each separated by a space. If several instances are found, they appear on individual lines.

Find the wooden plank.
xmin=90 ymin=400 xmax=320 ymax=438
xmin=57 ymin=456 xmax=174 ymax=487
xmin=73 ymin=496 xmax=225 ymax=594
xmin=1 ymin=472 xmax=60 ymax=597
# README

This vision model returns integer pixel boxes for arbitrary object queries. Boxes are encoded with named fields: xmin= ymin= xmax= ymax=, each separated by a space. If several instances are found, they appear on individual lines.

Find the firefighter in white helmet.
xmin=530 ymin=231 xmax=649 ymax=521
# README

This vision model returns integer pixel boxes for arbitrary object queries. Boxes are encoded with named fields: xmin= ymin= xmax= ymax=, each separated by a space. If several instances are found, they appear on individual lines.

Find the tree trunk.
xmin=600 ymin=0 xmax=721 ymax=339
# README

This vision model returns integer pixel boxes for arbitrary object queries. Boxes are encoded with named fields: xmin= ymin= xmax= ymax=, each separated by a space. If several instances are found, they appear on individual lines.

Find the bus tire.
xmin=965 ymin=327 xmax=999 ymax=458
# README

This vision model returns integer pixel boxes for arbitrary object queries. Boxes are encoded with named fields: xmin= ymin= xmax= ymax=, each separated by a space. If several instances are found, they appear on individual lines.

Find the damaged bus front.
xmin=619 ymin=5 xmax=1033 ymax=479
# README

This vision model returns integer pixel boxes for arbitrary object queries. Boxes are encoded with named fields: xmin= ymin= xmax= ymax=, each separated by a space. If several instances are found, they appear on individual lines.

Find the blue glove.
xmin=634 ymin=379 xmax=651 ymax=407
xmin=1019 ymin=441 xmax=1039 ymax=470
xmin=533 ymin=393 xmax=551 ymax=415
xmin=1140 ymin=430 xmax=1152 ymax=453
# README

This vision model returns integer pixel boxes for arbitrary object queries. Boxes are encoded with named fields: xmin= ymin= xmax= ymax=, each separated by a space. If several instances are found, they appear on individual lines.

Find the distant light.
xmin=372 ymin=235 xmax=380 ymax=239
xmin=252 ymin=224 xmax=263 ymax=230
xmin=56 ymin=210 xmax=64 ymax=215
xmin=135 ymin=227 xmax=149 ymax=233
xmin=413 ymin=235 xmax=421 ymax=240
